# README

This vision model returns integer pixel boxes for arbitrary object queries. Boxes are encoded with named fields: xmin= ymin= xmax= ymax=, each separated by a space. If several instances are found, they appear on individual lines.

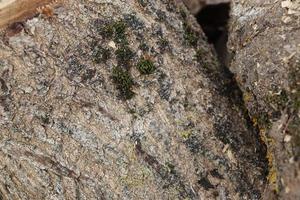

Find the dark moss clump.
xmin=99 ymin=20 xmax=128 ymax=45
xmin=92 ymin=46 xmax=111 ymax=64
xmin=183 ymin=22 xmax=198 ymax=47
xmin=112 ymin=21 xmax=128 ymax=44
xmin=115 ymin=45 xmax=134 ymax=66
xmin=256 ymin=112 xmax=272 ymax=129
xmin=180 ymin=8 xmax=187 ymax=19
xmin=112 ymin=66 xmax=134 ymax=99
xmin=99 ymin=22 xmax=114 ymax=39
xmin=137 ymin=58 xmax=156 ymax=74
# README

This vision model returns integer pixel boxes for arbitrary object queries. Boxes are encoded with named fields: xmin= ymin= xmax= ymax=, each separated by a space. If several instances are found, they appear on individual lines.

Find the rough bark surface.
xmin=0 ymin=0 xmax=268 ymax=199
xmin=229 ymin=0 xmax=300 ymax=199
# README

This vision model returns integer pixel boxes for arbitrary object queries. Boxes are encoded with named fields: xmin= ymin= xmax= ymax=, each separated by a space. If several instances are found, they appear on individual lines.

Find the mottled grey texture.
xmin=229 ymin=0 xmax=300 ymax=199
xmin=0 ymin=0 xmax=267 ymax=199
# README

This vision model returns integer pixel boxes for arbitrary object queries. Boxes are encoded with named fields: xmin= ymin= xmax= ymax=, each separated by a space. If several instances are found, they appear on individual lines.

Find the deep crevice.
xmin=196 ymin=3 xmax=230 ymax=67
xmin=195 ymin=2 xmax=269 ymax=190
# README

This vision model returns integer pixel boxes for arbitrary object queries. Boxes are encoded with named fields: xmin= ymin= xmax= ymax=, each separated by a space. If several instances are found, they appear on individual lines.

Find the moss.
xmin=183 ymin=22 xmax=198 ymax=47
xmin=112 ymin=20 xmax=128 ymax=45
xmin=99 ymin=22 xmax=114 ymax=39
xmin=179 ymin=8 xmax=187 ymax=19
xmin=115 ymin=45 xmax=134 ymax=66
xmin=137 ymin=58 xmax=156 ymax=75
xmin=100 ymin=20 xmax=128 ymax=45
xmin=92 ymin=46 xmax=111 ymax=64
xmin=254 ymin=112 xmax=271 ymax=129
xmin=112 ymin=66 xmax=134 ymax=99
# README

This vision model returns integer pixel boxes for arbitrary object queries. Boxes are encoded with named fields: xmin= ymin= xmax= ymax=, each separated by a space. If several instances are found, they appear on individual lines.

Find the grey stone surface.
xmin=0 ymin=0 xmax=268 ymax=199
xmin=228 ymin=0 xmax=300 ymax=199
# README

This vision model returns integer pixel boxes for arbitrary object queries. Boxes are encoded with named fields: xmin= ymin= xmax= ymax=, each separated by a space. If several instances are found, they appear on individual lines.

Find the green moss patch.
xmin=183 ymin=22 xmax=198 ymax=47
xmin=116 ymin=45 xmax=134 ymax=66
xmin=137 ymin=58 xmax=156 ymax=75
xmin=112 ymin=66 xmax=134 ymax=99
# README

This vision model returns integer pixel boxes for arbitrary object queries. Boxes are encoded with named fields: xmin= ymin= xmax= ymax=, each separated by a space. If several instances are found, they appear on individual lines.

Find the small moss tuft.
xmin=180 ymin=8 xmax=187 ymax=19
xmin=112 ymin=66 xmax=134 ymax=99
xmin=183 ymin=22 xmax=198 ymax=47
xmin=100 ymin=23 xmax=114 ymax=39
xmin=115 ymin=45 xmax=134 ymax=66
xmin=100 ymin=20 xmax=128 ymax=45
xmin=137 ymin=58 xmax=156 ymax=75
xmin=112 ymin=21 xmax=128 ymax=44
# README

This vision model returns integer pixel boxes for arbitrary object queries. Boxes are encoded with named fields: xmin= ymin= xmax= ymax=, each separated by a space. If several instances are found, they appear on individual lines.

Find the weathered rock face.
xmin=0 ymin=0 xmax=267 ymax=199
xmin=228 ymin=0 xmax=300 ymax=199
xmin=183 ymin=0 xmax=230 ymax=14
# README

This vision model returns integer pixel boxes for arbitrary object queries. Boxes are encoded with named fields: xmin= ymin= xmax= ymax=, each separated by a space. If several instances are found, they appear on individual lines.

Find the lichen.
xmin=179 ymin=130 xmax=192 ymax=140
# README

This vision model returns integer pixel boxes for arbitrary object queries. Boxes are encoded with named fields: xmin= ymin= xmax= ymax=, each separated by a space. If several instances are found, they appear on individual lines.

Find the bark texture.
xmin=229 ymin=0 xmax=300 ymax=199
xmin=0 ymin=0 xmax=268 ymax=199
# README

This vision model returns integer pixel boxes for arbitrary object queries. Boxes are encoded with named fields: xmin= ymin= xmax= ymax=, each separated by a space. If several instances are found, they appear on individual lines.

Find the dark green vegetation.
xmin=112 ymin=66 xmax=134 ymax=99
xmin=137 ymin=58 xmax=156 ymax=74
xmin=96 ymin=19 xmax=136 ymax=100
xmin=183 ymin=22 xmax=198 ymax=47
xmin=115 ymin=46 xmax=134 ymax=66
xmin=100 ymin=20 xmax=128 ymax=45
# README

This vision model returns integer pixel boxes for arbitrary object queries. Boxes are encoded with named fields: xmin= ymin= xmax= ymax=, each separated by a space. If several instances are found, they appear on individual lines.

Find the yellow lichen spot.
xmin=127 ymin=143 xmax=138 ymax=162
xmin=120 ymin=166 xmax=152 ymax=188
xmin=267 ymin=151 xmax=279 ymax=193
xmin=243 ymin=92 xmax=252 ymax=103
xmin=180 ymin=130 xmax=192 ymax=140
xmin=252 ymin=117 xmax=258 ymax=126
xmin=259 ymin=129 xmax=278 ymax=193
